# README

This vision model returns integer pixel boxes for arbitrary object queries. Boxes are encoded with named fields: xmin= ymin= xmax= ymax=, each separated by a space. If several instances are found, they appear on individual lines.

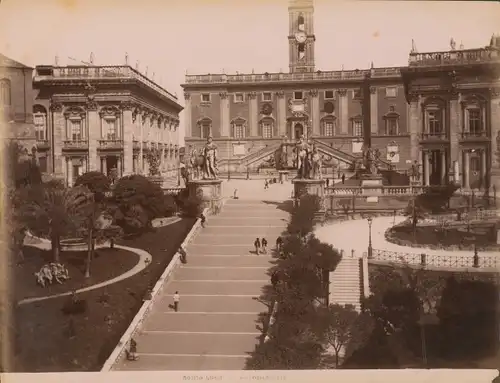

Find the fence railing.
xmin=326 ymin=185 xmax=497 ymax=198
xmin=370 ymin=248 xmax=498 ymax=270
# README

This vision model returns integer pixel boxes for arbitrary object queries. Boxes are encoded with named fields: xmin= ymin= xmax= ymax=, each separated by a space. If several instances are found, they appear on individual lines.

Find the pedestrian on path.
xmin=326 ymin=178 xmax=330 ymax=187
xmin=178 ymin=245 xmax=187 ymax=264
xmin=233 ymin=189 xmax=239 ymax=199
xmin=254 ymin=238 xmax=261 ymax=254
xmin=200 ymin=213 xmax=206 ymax=228
xmin=173 ymin=291 xmax=180 ymax=312
xmin=341 ymin=173 xmax=345 ymax=184
xmin=261 ymin=238 xmax=268 ymax=254
xmin=264 ymin=179 xmax=269 ymax=190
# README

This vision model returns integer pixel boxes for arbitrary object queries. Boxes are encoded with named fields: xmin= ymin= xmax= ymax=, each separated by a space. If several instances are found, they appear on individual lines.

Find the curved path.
xmin=18 ymin=243 xmax=152 ymax=306
xmin=315 ymin=215 xmax=500 ymax=258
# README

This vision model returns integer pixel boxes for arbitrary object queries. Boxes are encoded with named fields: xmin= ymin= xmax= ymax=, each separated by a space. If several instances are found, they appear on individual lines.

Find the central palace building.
xmin=182 ymin=0 xmax=500 ymax=190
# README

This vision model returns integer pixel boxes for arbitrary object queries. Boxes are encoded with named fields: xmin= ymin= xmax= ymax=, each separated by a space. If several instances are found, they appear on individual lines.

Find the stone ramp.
xmin=111 ymin=198 xmax=289 ymax=371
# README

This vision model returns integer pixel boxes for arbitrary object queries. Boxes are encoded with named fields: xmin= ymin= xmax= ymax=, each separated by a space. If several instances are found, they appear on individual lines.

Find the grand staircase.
xmin=329 ymin=255 xmax=363 ymax=311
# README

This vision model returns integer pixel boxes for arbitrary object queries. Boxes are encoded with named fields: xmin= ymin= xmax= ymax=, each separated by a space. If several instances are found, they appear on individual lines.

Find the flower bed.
xmin=385 ymin=221 xmax=500 ymax=252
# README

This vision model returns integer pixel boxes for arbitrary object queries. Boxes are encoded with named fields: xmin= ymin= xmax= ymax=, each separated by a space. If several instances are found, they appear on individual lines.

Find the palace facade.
xmin=33 ymin=64 xmax=183 ymax=186
xmin=0 ymin=54 xmax=36 ymax=149
xmin=182 ymin=0 xmax=500 ymax=190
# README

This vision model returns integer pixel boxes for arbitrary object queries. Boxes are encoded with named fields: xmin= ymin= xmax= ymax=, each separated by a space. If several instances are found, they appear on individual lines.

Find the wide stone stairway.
xmin=113 ymin=198 xmax=290 ymax=371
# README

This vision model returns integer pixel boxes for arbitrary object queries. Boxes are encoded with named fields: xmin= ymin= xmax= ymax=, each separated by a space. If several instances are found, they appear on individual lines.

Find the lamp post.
xmin=227 ymin=140 xmax=231 ymax=181
xmin=367 ymin=216 xmax=373 ymax=259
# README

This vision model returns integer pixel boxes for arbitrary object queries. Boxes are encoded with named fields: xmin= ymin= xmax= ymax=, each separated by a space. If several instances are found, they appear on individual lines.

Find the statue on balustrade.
xmin=296 ymin=135 xmax=312 ymax=179
xmin=409 ymin=160 xmax=421 ymax=183
xmin=309 ymin=144 xmax=323 ymax=180
xmin=202 ymin=136 xmax=219 ymax=180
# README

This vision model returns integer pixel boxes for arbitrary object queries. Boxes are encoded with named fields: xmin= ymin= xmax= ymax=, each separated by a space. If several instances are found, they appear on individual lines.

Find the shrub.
xmin=74 ymin=171 xmax=111 ymax=203
xmin=416 ymin=183 xmax=459 ymax=213
xmin=112 ymin=174 xmax=166 ymax=233
xmin=175 ymin=188 xmax=203 ymax=218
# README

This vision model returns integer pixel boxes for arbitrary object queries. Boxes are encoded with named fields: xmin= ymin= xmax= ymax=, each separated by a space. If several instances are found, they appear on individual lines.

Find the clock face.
xmin=295 ymin=31 xmax=307 ymax=44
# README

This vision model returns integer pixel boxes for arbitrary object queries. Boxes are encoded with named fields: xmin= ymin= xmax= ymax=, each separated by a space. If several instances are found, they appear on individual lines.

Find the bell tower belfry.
xmin=288 ymin=0 xmax=316 ymax=73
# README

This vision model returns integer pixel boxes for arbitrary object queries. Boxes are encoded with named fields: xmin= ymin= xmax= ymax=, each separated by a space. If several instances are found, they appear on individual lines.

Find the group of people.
xmin=254 ymin=236 xmax=283 ymax=255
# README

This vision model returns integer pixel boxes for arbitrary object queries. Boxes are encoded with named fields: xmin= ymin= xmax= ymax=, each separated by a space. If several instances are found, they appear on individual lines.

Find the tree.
xmin=316 ymin=304 xmax=360 ymax=367
xmin=416 ymin=183 xmax=459 ymax=213
xmin=146 ymin=148 xmax=162 ymax=176
xmin=4 ymin=141 xmax=42 ymax=190
xmin=17 ymin=183 xmax=93 ymax=262
xmin=74 ymin=171 xmax=111 ymax=203
xmin=112 ymin=174 xmax=167 ymax=233
xmin=403 ymin=197 xmax=427 ymax=240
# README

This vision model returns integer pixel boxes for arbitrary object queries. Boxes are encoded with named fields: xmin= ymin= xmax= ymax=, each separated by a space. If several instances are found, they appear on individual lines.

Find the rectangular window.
xmin=386 ymin=119 xmax=398 ymax=135
xmin=202 ymin=123 xmax=211 ymax=138
xmin=353 ymin=120 xmax=363 ymax=137
xmin=262 ymin=92 xmax=272 ymax=101
xmin=104 ymin=119 xmax=117 ymax=140
xmin=324 ymin=121 xmax=334 ymax=136
xmin=468 ymin=109 xmax=481 ymax=134
xmin=234 ymin=124 xmax=244 ymax=139
xmin=71 ymin=119 xmax=82 ymax=141
xmin=34 ymin=114 xmax=46 ymax=140
xmin=385 ymin=87 xmax=397 ymax=98
xmin=201 ymin=93 xmax=211 ymax=103
xmin=294 ymin=91 xmax=303 ymax=100
xmin=234 ymin=93 xmax=244 ymax=103
xmin=262 ymin=123 xmax=273 ymax=138
xmin=324 ymin=90 xmax=334 ymax=100
xmin=428 ymin=111 xmax=442 ymax=135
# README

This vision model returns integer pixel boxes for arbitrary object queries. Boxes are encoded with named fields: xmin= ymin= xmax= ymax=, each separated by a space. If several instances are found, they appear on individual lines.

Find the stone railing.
xmin=162 ymin=187 xmax=184 ymax=196
xmin=63 ymin=139 xmax=89 ymax=150
xmin=40 ymin=66 xmax=178 ymax=103
xmin=326 ymin=185 xmax=496 ymax=198
xmin=369 ymin=248 xmax=498 ymax=270
xmin=409 ymin=48 xmax=499 ymax=67
xmin=98 ymin=139 xmax=124 ymax=149
xmin=36 ymin=139 xmax=50 ymax=149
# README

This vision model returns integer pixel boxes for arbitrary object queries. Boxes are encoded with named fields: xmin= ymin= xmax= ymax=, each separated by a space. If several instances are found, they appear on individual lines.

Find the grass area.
xmin=13 ymin=246 xmax=138 ymax=301
xmin=10 ymin=218 xmax=195 ymax=372
xmin=386 ymin=222 xmax=499 ymax=251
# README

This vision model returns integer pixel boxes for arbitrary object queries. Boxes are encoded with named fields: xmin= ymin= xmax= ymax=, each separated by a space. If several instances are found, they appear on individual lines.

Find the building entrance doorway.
xmin=428 ymin=149 xmax=446 ymax=186
xmin=294 ymin=123 xmax=304 ymax=139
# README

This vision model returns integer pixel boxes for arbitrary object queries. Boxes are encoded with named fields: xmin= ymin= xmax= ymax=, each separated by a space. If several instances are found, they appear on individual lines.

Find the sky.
xmin=0 ymin=0 xmax=498 ymax=145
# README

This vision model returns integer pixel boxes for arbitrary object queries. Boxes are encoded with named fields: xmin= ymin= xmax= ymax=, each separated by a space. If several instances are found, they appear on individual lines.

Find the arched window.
xmin=383 ymin=106 xmax=400 ymax=135
xmin=321 ymin=116 xmax=336 ymax=136
xmin=197 ymin=117 xmax=212 ymax=138
xmin=422 ymin=97 xmax=446 ymax=139
xmin=0 ymin=79 xmax=11 ymax=106
xmin=231 ymin=117 xmax=247 ymax=139
xmin=259 ymin=117 xmax=275 ymax=139
xmin=33 ymin=105 xmax=48 ymax=141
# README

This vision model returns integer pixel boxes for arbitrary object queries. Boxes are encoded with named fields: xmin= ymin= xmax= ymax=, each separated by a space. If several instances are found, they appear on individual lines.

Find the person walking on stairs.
xmin=341 ymin=173 xmax=345 ymax=184
xmin=264 ymin=179 xmax=269 ymax=190
xmin=261 ymin=238 xmax=268 ymax=254
xmin=173 ymin=291 xmax=180 ymax=312
xmin=200 ymin=213 xmax=206 ymax=228
xmin=254 ymin=238 xmax=261 ymax=255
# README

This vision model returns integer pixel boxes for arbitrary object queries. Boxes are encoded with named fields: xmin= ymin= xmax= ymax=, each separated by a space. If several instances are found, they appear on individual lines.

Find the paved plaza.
xmin=113 ymin=196 xmax=290 ymax=371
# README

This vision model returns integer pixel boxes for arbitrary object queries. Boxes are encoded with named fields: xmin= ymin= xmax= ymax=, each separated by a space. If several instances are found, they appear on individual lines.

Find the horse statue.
xmin=296 ymin=135 xmax=311 ymax=179
xmin=189 ymin=149 xmax=204 ymax=180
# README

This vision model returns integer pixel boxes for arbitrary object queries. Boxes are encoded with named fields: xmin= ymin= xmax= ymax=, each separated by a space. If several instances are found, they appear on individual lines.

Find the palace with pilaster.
xmin=182 ymin=0 xmax=500 ymax=190
xmin=32 ymin=64 xmax=183 ymax=186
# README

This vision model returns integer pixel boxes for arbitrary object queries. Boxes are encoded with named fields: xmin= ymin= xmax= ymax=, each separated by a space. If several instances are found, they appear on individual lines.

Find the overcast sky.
xmin=0 ymin=0 xmax=498 ymax=145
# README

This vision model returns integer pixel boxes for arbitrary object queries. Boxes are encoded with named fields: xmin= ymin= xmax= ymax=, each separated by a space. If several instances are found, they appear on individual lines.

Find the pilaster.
xmin=121 ymin=101 xmax=134 ymax=175
xmin=184 ymin=92 xmax=192 ymax=138
xmin=309 ymin=89 xmax=320 ymax=136
xmin=449 ymin=93 xmax=461 ymax=165
xmin=50 ymin=103 xmax=64 ymax=175
xmin=369 ymin=87 xmax=378 ymax=134
xmin=219 ymin=92 xmax=230 ymax=137
xmin=276 ymin=91 xmax=286 ymax=137
xmin=248 ymin=92 xmax=258 ymax=137
xmin=86 ymin=100 xmax=99 ymax=172
xmin=338 ymin=89 xmax=348 ymax=134
xmin=408 ymin=94 xmax=421 ymax=163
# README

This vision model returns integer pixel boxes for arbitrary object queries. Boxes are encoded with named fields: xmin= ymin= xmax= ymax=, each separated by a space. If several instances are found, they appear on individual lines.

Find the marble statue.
xmin=296 ymin=135 xmax=311 ymax=179
xmin=364 ymin=147 xmax=381 ymax=175
xmin=202 ymin=136 xmax=219 ymax=180
xmin=188 ymin=148 xmax=203 ymax=180
xmin=309 ymin=144 xmax=322 ymax=180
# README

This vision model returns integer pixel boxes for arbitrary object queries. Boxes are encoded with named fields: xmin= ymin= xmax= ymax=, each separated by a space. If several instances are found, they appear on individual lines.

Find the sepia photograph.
xmin=0 ymin=0 xmax=500 ymax=379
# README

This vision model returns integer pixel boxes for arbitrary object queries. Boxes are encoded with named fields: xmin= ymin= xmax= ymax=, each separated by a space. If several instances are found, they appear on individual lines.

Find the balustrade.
xmin=409 ymin=48 xmax=499 ymax=67
xmin=63 ymin=139 xmax=89 ymax=150
xmin=98 ymin=139 xmax=124 ymax=149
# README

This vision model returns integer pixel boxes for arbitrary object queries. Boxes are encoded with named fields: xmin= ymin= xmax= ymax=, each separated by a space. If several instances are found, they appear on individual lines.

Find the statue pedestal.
xmin=279 ymin=170 xmax=289 ymax=183
xmin=292 ymin=178 xmax=326 ymax=210
xmin=187 ymin=179 xmax=223 ymax=211
xmin=360 ymin=174 xmax=383 ymax=203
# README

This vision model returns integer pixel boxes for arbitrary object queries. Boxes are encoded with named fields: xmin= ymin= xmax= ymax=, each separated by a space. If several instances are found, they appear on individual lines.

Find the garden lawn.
xmin=14 ymin=246 xmax=138 ymax=301
xmin=11 ymin=218 xmax=195 ymax=372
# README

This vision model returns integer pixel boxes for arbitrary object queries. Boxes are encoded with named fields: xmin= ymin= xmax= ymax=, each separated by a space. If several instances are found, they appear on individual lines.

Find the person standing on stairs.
xmin=173 ymin=291 xmax=180 ymax=312
xmin=254 ymin=238 xmax=261 ymax=255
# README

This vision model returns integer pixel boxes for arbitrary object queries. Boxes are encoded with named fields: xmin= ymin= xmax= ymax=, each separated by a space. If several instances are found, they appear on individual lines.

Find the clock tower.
xmin=288 ymin=0 xmax=315 ymax=73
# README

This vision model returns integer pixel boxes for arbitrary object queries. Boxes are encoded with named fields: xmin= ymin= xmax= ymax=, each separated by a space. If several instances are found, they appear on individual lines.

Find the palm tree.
xmin=18 ymin=182 xmax=93 ymax=263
